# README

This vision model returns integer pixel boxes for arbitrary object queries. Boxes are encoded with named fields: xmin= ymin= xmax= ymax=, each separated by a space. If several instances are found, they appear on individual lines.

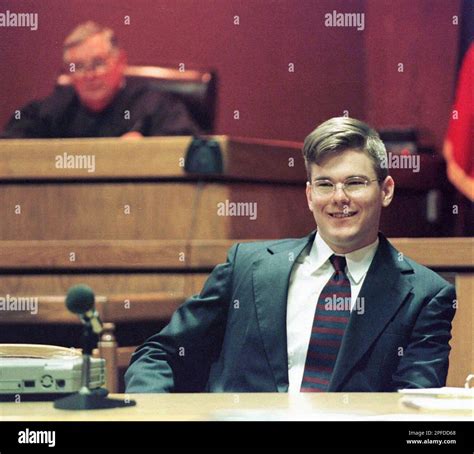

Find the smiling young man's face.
xmin=306 ymin=148 xmax=394 ymax=254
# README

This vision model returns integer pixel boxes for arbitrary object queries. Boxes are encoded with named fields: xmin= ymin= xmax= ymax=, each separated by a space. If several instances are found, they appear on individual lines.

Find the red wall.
xmin=0 ymin=0 xmax=460 ymax=148
xmin=365 ymin=0 xmax=460 ymax=150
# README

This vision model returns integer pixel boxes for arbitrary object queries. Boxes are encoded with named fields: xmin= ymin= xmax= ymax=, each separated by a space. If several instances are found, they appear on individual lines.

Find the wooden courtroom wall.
xmin=0 ymin=136 xmax=314 ymax=241
xmin=0 ymin=0 xmax=460 ymax=150
xmin=0 ymin=182 xmax=311 ymax=240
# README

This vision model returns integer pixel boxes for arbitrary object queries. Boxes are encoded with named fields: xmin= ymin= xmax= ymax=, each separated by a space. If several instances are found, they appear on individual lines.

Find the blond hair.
xmin=302 ymin=117 xmax=388 ymax=182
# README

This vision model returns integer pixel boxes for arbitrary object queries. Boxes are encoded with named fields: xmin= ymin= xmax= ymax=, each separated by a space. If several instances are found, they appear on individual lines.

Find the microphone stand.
xmin=54 ymin=320 xmax=136 ymax=410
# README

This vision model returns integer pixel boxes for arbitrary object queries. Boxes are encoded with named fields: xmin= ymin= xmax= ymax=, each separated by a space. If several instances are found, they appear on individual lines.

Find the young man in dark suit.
xmin=125 ymin=117 xmax=456 ymax=393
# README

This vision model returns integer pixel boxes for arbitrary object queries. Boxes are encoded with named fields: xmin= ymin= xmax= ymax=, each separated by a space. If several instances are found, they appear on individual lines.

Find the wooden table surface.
xmin=1 ymin=393 xmax=472 ymax=421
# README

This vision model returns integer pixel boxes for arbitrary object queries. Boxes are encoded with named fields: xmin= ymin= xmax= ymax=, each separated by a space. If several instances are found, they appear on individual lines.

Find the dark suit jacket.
xmin=125 ymin=232 xmax=456 ymax=392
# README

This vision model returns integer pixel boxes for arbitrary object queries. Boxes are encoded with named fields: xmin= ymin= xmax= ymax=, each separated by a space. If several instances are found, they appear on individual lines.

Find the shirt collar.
xmin=307 ymin=231 xmax=379 ymax=284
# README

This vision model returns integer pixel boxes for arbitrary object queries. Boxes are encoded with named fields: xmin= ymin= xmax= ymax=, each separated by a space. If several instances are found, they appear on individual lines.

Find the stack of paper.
xmin=398 ymin=387 xmax=474 ymax=411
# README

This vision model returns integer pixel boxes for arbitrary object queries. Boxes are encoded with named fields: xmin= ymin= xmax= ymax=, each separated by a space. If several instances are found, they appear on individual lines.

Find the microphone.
xmin=55 ymin=284 xmax=136 ymax=409
xmin=66 ymin=284 xmax=103 ymax=335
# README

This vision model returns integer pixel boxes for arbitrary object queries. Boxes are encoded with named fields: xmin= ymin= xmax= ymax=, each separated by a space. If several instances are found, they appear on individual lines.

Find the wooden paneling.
xmin=0 ymin=136 xmax=313 ymax=241
xmin=390 ymin=238 xmax=474 ymax=268
xmin=0 ymin=273 xmax=207 ymax=296
xmin=223 ymin=136 xmax=305 ymax=182
xmin=0 ymin=137 xmax=191 ymax=179
xmin=0 ymin=238 xmax=471 ymax=270
xmin=0 ymin=240 xmax=238 ymax=269
xmin=0 ymin=136 xmax=306 ymax=183
xmin=0 ymin=182 xmax=229 ymax=240
xmin=0 ymin=181 xmax=313 ymax=240
xmin=447 ymin=275 xmax=474 ymax=387
xmin=0 ymin=240 xmax=188 ymax=269
xmin=1 ymin=292 xmax=185 ymax=325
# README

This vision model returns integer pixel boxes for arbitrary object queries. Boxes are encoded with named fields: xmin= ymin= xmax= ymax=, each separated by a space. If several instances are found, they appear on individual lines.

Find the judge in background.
xmin=1 ymin=21 xmax=198 ymax=139
xmin=125 ymin=117 xmax=456 ymax=393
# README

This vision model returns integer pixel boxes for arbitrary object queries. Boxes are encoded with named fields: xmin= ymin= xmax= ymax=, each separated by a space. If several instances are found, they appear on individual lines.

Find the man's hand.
xmin=121 ymin=131 xmax=143 ymax=140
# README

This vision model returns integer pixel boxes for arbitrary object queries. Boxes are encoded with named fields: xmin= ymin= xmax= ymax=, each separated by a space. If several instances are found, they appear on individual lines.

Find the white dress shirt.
xmin=286 ymin=232 xmax=379 ymax=393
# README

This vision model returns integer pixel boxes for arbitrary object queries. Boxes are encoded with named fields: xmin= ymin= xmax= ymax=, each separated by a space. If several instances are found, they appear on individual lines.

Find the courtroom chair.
xmin=57 ymin=65 xmax=218 ymax=133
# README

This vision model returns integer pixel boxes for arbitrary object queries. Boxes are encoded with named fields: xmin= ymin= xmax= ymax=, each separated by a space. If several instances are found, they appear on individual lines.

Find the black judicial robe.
xmin=1 ymin=79 xmax=199 ymax=138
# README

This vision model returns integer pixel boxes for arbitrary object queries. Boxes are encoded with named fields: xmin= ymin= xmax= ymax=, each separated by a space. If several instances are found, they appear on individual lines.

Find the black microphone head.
xmin=66 ymin=284 xmax=95 ymax=314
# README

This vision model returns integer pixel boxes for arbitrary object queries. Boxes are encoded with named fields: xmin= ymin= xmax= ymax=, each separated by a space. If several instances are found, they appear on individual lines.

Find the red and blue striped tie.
xmin=301 ymin=254 xmax=351 ymax=392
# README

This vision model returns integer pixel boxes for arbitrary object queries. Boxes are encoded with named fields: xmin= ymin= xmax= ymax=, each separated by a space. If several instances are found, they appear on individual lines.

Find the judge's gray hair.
xmin=63 ymin=21 xmax=118 ymax=61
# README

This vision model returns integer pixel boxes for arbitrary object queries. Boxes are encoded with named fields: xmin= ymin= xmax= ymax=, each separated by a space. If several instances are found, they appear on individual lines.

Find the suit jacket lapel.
xmin=329 ymin=234 xmax=414 ymax=391
xmin=252 ymin=232 xmax=315 ymax=392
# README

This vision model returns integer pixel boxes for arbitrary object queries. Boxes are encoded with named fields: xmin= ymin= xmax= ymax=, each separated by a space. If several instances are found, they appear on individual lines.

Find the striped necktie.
xmin=301 ymin=254 xmax=351 ymax=392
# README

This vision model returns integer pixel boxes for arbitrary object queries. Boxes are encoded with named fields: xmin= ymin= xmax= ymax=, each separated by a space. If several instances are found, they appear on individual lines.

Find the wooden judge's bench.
xmin=0 ymin=136 xmax=472 ymax=392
